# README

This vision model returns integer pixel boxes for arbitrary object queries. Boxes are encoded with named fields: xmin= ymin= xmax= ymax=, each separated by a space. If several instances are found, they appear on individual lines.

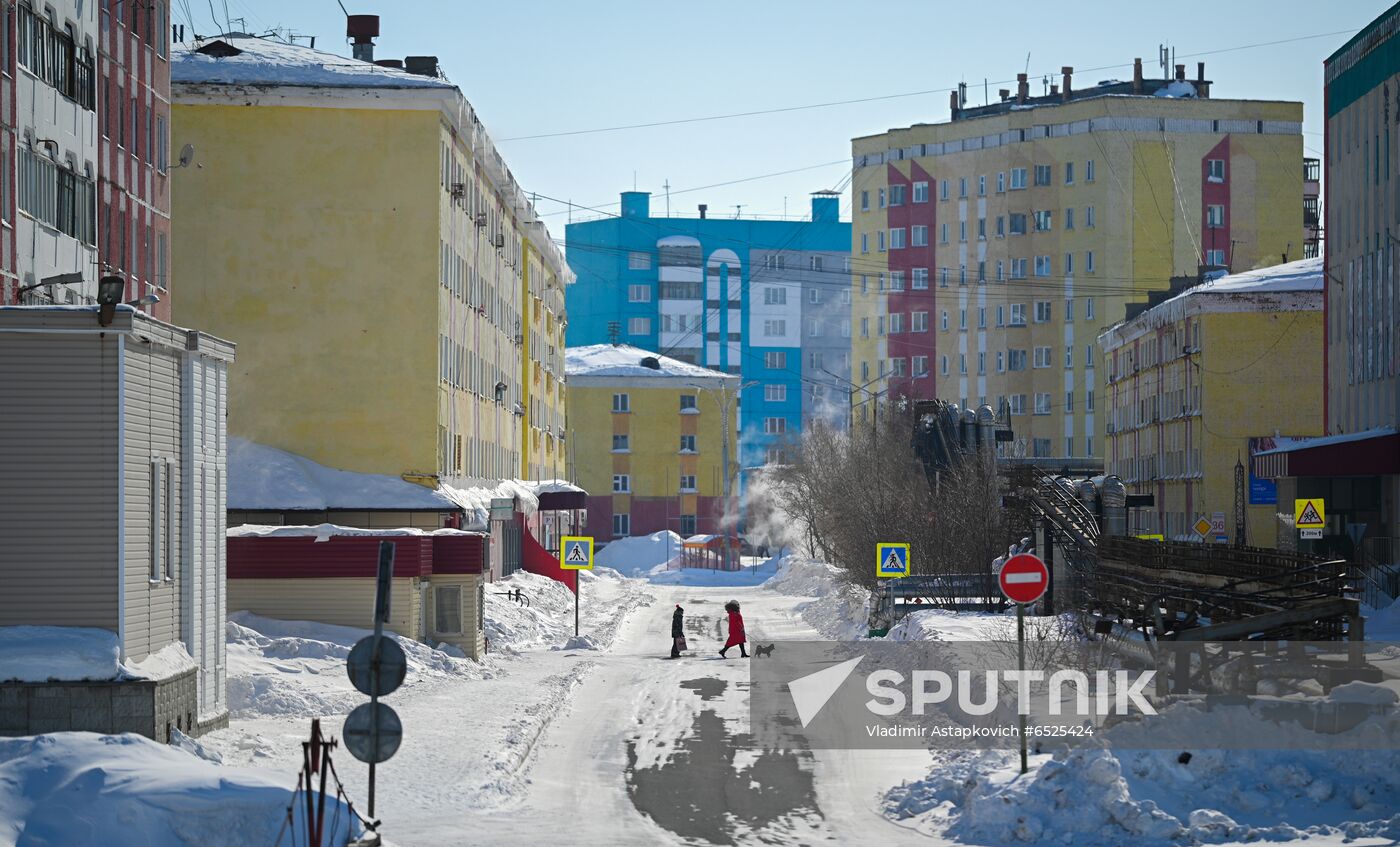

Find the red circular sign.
xmin=999 ymin=553 xmax=1049 ymax=605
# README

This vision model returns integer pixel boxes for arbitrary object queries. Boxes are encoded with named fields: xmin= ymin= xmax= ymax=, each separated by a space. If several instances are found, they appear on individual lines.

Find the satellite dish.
xmin=178 ymin=143 xmax=195 ymax=168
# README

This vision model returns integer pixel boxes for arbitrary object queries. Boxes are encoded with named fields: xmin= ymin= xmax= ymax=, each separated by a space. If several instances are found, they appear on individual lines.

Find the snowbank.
xmin=225 ymin=612 xmax=487 ymax=719
xmin=483 ymin=571 xmax=580 ymax=652
xmin=884 ymin=608 xmax=1023 ymax=642
xmin=763 ymin=557 xmax=870 ymax=639
xmin=647 ymin=555 xmax=783 ymax=586
xmin=228 ymin=437 xmax=456 ymax=512
xmin=0 ymin=627 xmax=194 ymax=683
xmin=595 ymin=531 xmax=683 ymax=576
xmin=0 ymin=733 xmax=359 ymax=846
xmin=437 ymin=478 xmax=583 ymax=532
xmin=1363 ymin=596 xmax=1400 ymax=641
xmin=885 ymin=700 xmax=1400 ymax=846
xmin=564 ymin=343 xmax=730 ymax=379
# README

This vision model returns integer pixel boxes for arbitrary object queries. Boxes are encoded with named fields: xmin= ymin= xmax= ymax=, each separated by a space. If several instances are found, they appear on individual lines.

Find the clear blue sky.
xmin=200 ymin=0 xmax=1369 ymax=237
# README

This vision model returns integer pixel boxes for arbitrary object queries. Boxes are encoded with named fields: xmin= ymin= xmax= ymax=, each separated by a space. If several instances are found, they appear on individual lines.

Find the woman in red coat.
xmin=720 ymin=600 xmax=748 ymax=658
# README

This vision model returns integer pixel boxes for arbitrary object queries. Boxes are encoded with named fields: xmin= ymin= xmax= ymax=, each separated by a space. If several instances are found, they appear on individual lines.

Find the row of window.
xmin=858 ymin=206 xmax=1098 ymax=253
xmin=625 ymin=249 xmax=850 ymax=275
xmin=859 ymin=161 xmax=1102 ymax=212
xmin=611 ymin=434 xmax=700 ymax=453
xmin=609 ymin=478 xmax=702 ymax=498
xmin=18 ymin=4 xmax=96 ymax=110
xmin=18 ymin=147 xmax=97 ymax=245
xmin=609 ymin=513 xmax=701 ymax=538
xmin=438 ymin=428 xmax=518 ymax=479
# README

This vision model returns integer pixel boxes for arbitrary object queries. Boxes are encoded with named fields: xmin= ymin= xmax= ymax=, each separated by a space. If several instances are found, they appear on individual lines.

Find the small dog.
xmin=753 ymin=643 xmax=775 ymax=658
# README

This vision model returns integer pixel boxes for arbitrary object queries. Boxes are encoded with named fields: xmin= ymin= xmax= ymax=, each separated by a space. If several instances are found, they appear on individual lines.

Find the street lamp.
xmin=688 ymin=378 xmax=757 ymax=570
xmin=16 ymin=271 xmax=85 ymax=302
xmin=97 ymin=276 xmax=125 ymax=327
xmin=820 ymin=366 xmax=886 ymax=432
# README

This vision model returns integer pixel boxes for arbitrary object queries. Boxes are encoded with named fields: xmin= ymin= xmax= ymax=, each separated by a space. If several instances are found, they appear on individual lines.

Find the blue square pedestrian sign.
xmin=560 ymin=536 xmax=594 ymax=570
xmin=876 ymin=542 xmax=910 ymax=578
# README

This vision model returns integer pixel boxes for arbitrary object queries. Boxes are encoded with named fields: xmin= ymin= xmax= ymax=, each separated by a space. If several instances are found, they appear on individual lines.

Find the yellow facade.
xmin=172 ymin=70 xmax=569 ymax=488
xmin=850 ymin=89 xmax=1303 ymax=463
xmin=1097 ymin=262 xmax=1323 ymax=546
xmin=566 ymin=348 xmax=737 ymax=538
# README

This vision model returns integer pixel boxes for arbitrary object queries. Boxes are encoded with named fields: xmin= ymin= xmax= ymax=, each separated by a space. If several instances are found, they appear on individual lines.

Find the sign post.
xmin=560 ymin=536 xmax=594 ymax=637
xmin=872 ymin=543 xmax=910 ymax=637
xmin=998 ymin=552 xmax=1049 ymax=775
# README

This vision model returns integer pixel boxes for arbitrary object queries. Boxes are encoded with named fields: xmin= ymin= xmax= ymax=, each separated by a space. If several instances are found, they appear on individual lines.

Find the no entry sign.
xmin=999 ymin=553 xmax=1048 ymax=605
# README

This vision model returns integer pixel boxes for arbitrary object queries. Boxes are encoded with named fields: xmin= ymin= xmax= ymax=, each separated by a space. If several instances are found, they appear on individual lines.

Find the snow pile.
xmin=564 ymin=343 xmax=730 ymax=379
xmin=1153 ymin=80 xmax=1199 ymax=98
xmin=0 ymin=733 xmax=359 ymax=846
xmin=0 ymin=627 xmax=194 ymax=683
xmin=1364 ymin=595 xmax=1400 ymax=641
xmin=595 ymin=530 xmax=683 ymax=576
xmin=885 ymin=608 xmax=1023 ymax=642
xmin=437 ymin=478 xmax=582 ymax=532
xmin=225 ymin=612 xmax=487 ymax=719
xmin=885 ymin=701 xmax=1400 ymax=845
xmin=763 ymin=557 xmax=870 ymax=639
xmin=647 ymin=555 xmax=783 ymax=586
xmin=553 ymin=634 xmax=600 ymax=651
xmin=228 ymin=437 xmax=455 ymax=511
xmin=485 ymin=569 xmax=653 ymax=653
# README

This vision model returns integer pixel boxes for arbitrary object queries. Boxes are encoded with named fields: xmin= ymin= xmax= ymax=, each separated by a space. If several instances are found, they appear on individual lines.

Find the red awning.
xmin=1257 ymin=428 xmax=1400 ymax=478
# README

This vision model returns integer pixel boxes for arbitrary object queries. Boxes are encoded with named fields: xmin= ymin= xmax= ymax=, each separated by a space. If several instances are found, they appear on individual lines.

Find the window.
xmin=1207 ymin=159 xmax=1225 ymax=182
xmin=1034 ymin=393 xmax=1052 ymax=415
xmin=628 ymin=284 xmax=651 ymax=302
xmin=680 ymin=475 xmax=697 ymax=492
xmin=765 ymin=351 xmax=786 ymax=369
xmin=1009 ymin=394 xmax=1026 ymax=415
xmin=940 ymin=267 xmax=950 ymax=287
xmin=680 ymin=435 xmax=696 ymax=452
xmin=860 ymin=190 xmax=869 ymax=211
xmin=435 ymin=585 xmax=463 ymax=634
xmin=889 ymin=184 xmax=906 ymax=206
xmin=977 ymin=218 xmax=986 ymax=241
xmin=1065 ymin=208 xmax=1074 ymax=230
xmin=958 ymin=221 xmax=967 ymax=242
xmin=940 ymin=223 xmax=949 ymax=243
xmin=940 ymin=355 xmax=949 ymax=375
xmin=1065 ymin=161 xmax=1074 ymax=184
xmin=156 ymin=115 xmax=168 ymax=172
xmin=878 ymin=188 xmax=886 ymax=208
xmin=1086 ymin=251 xmax=1096 ymax=273
xmin=1009 ymin=213 xmax=1027 ymax=235
xmin=977 ymin=352 xmax=986 ymax=374
xmin=156 ymin=233 xmax=168 ymax=290
xmin=17 ymin=8 xmax=95 ymax=110
xmin=1064 ymin=252 xmax=1075 ymax=275
xmin=890 ymin=357 xmax=907 ymax=377
xmin=911 ymin=225 xmax=928 ymax=247
xmin=861 ymin=361 xmax=870 ymax=380
xmin=763 ymin=319 xmax=786 ymax=337
xmin=877 ymin=273 xmax=885 ymax=291
xmin=877 ymin=231 xmax=886 ymax=252
xmin=612 ymin=434 xmax=629 ymax=451
xmin=612 ymin=474 xmax=631 ymax=493
xmin=1033 ymin=346 xmax=1053 ymax=368
xmin=148 ymin=457 xmax=172 ymax=580
xmin=889 ymin=271 xmax=905 ymax=291
xmin=996 ymin=260 xmax=1005 ymax=281
xmin=1065 ymin=346 xmax=1074 ymax=368
xmin=889 ymin=313 xmax=905 ymax=333
xmin=1033 ymin=165 xmax=1052 ymax=186
xmin=1085 ymin=297 xmax=1096 ymax=320
xmin=1206 ymin=248 xmax=1226 ymax=266
xmin=996 ymin=351 xmax=1005 ymax=372
xmin=940 ymin=179 xmax=949 ymax=200
xmin=1009 ymin=304 xmax=1027 ymax=326
xmin=612 ymin=513 xmax=630 ymax=537
xmin=810 ymin=256 xmax=824 ymax=272
xmin=1085 ymin=344 xmax=1096 ymax=368
xmin=1033 ymin=438 xmax=1052 ymax=457
xmin=997 ymin=171 xmax=1006 ymax=192
xmin=764 ymin=286 xmax=787 ymax=305
xmin=1065 ymin=391 xmax=1074 ymax=413
xmin=1008 ymin=349 xmax=1028 ymax=371
xmin=912 ymin=311 xmax=928 ymax=332
xmin=861 ymin=233 xmax=869 ymax=253
xmin=889 ymin=227 xmax=906 ymax=249
xmin=628 ymin=317 xmax=650 ymax=335
xmin=877 ymin=316 xmax=886 ymax=335
xmin=1034 ymin=301 xmax=1052 ymax=323
xmin=1010 ymin=258 xmax=1028 ymax=279
xmin=612 ymin=393 xmax=630 ymax=412
xmin=913 ymin=181 xmax=928 ymax=202
xmin=628 ymin=251 xmax=651 ymax=269
xmin=765 ymin=384 xmax=787 ymax=402
xmin=1086 ymin=205 xmax=1096 ymax=228
xmin=679 ymin=394 xmax=698 ymax=414
xmin=764 ymin=417 xmax=786 ymax=434
xmin=1086 ymin=389 xmax=1096 ymax=411
xmin=1033 ymin=210 xmax=1052 ymax=232
xmin=913 ymin=355 xmax=929 ymax=376
xmin=1086 ymin=159 xmax=1096 ymax=182
xmin=860 ymin=317 xmax=869 ymax=337
xmin=18 ymin=149 xmax=98 ymax=245
xmin=959 ymin=309 xmax=967 ymax=330
xmin=940 ymin=310 xmax=949 ymax=331
xmin=1206 ymin=205 xmax=1225 ymax=228
xmin=977 ymin=175 xmax=986 ymax=196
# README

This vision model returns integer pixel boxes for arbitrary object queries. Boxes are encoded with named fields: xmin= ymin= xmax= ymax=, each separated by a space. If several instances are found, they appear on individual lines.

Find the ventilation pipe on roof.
xmin=1016 ymin=73 xmax=1029 ymax=104
xmin=998 ymin=88 xmax=1011 ymax=102
xmin=347 ymin=14 xmax=378 ymax=63
xmin=1197 ymin=62 xmax=1210 ymax=98
xmin=1132 ymin=57 xmax=1143 ymax=94
xmin=1061 ymin=66 xmax=1073 ymax=103
xmin=950 ymin=90 xmax=960 ymax=120
xmin=1175 ymin=63 xmax=1186 ymax=82
xmin=698 ymin=204 xmax=708 ymax=220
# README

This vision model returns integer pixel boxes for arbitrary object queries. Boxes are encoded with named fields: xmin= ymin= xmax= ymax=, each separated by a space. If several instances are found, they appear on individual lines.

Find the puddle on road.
xmin=625 ymin=677 xmax=828 ymax=844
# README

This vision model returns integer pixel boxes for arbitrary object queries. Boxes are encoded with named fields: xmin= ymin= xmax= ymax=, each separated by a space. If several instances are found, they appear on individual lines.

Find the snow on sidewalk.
xmin=0 ymin=733 xmax=359 ymax=846
xmin=762 ymin=556 xmax=871 ymax=640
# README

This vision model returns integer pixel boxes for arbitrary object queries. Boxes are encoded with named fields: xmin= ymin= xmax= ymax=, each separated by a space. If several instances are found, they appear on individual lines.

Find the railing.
xmin=1356 ymin=536 xmax=1400 ymax=609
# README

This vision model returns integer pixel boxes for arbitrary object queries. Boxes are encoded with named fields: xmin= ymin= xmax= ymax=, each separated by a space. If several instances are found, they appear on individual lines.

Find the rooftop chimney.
xmin=1049 ymin=83 xmax=1059 ymax=97
xmin=698 ymin=204 xmax=708 ymax=220
xmin=1196 ymin=61 xmax=1210 ymax=98
xmin=1016 ymin=73 xmax=1029 ymax=104
xmin=998 ymin=88 xmax=1011 ymax=101
xmin=1061 ymin=66 xmax=1073 ymax=103
xmin=1175 ymin=63 xmax=1186 ymax=82
xmin=404 ymin=56 xmax=439 ymax=77
xmin=374 ymin=58 xmax=403 ymax=69
xmin=347 ymin=14 xmax=379 ymax=63
xmin=950 ymin=90 xmax=960 ymax=119
xmin=1132 ymin=57 xmax=1143 ymax=94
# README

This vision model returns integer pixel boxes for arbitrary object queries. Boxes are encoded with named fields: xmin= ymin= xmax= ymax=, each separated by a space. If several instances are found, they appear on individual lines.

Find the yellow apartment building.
xmin=169 ymin=36 xmax=568 ymax=488
xmin=850 ymin=61 xmax=1303 ymax=464
xmin=565 ymin=345 xmax=738 ymax=541
xmin=1097 ymin=258 xmax=1323 ymax=545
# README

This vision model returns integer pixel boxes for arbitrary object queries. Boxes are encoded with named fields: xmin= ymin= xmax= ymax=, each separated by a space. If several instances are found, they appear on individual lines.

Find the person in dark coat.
xmin=720 ymin=600 xmax=748 ymax=658
xmin=669 ymin=605 xmax=685 ymax=659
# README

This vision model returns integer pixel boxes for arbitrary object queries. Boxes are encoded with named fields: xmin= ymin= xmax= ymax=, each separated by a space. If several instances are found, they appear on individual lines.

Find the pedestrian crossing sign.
xmin=876 ymin=542 xmax=910 ymax=579
xmin=1294 ymin=499 xmax=1325 ymax=530
xmin=560 ymin=536 xmax=594 ymax=571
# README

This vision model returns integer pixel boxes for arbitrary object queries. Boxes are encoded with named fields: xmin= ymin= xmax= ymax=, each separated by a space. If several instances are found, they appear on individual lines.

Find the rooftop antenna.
xmin=733 ymin=204 xmax=743 ymax=219
xmin=1159 ymin=44 xmax=1170 ymax=80
xmin=984 ymin=78 xmax=989 ymax=106
xmin=663 ymin=179 xmax=671 ymax=217
xmin=606 ymin=321 xmax=621 ymax=345
xmin=1024 ymin=52 xmax=1031 ymax=77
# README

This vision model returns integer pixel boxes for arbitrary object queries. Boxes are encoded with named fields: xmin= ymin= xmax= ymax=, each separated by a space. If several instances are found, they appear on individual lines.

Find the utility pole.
xmin=663 ymin=179 xmax=671 ymax=217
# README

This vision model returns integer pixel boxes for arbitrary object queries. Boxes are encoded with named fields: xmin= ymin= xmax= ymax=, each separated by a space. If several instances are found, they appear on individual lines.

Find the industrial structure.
xmin=169 ymin=26 xmax=570 ymax=487
xmin=565 ymin=344 xmax=739 ymax=541
xmin=850 ymin=60 xmax=1306 ymax=464
xmin=565 ymin=191 xmax=850 ymax=467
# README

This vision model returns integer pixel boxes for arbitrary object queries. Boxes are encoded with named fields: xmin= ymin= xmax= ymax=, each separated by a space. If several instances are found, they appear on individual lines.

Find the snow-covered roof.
xmin=172 ymin=36 xmax=454 ymax=89
xmin=227 ymin=523 xmax=484 ymax=540
xmin=0 ymin=627 xmax=194 ymax=682
xmin=1181 ymin=256 xmax=1323 ymax=296
xmin=565 ymin=344 xmax=735 ymax=381
xmin=229 ymin=438 xmax=457 ymax=511
xmin=1254 ymin=425 xmax=1397 ymax=456
xmin=656 ymin=235 xmax=701 ymax=248
xmin=436 ymin=478 xmax=584 ymax=531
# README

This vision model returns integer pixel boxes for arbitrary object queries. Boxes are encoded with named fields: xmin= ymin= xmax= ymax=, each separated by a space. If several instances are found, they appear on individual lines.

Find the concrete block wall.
xmin=0 ymin=668 xmax=215 ymax=741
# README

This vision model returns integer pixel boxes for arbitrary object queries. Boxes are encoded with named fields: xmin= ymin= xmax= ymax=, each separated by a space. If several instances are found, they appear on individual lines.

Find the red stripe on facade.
xmin=886 ymin=161 xmax=937 ymax=401
xmin=1201 ymin=137 xmax=1231 ymax=269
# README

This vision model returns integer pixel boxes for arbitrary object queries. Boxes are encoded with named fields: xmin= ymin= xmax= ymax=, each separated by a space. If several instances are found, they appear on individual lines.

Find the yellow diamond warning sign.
xmin=1294 ymin=499 xmax=1325 ymax=530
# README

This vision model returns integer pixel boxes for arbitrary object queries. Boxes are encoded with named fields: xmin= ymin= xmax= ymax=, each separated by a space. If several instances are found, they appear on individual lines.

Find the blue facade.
xmin=565 ymin=192 xmax=851 ymax=468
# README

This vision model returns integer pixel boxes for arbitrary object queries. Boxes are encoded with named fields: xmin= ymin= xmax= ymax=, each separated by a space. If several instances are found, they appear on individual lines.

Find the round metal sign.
xmin=998 ymin=553 xmax=1049 ymax=605
xmin=343 ymin=702 xmax=403 ymax=765
xmin=346 ymin=634 xmax=407 ymax=698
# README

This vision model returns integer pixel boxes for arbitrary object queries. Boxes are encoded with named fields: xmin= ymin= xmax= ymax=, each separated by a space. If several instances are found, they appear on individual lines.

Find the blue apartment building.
xmin=565 ymin=191 xmax=852 ymax=467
